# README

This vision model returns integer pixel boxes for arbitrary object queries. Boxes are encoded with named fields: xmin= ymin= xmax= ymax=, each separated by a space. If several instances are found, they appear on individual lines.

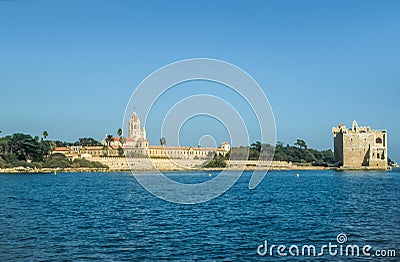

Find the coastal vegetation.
xmin=0 ymin=133 xmax=107 ymax=169
xmin=229 ymin=140 xmax=334 ymax=166
xmin=68 ymin=137 xmax=102 ymax=147
xmin=205 ymin=139 xmax=334 ymax=168
xmin=205 ymin=153 xmax=227 ymax=168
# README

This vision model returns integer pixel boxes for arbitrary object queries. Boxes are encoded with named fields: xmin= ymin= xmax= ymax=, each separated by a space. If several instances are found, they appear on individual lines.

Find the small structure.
xmin=220 ymin=141 xmax=231 ymax=152
xmin=332 ymin=120 xmax=388 ymax=170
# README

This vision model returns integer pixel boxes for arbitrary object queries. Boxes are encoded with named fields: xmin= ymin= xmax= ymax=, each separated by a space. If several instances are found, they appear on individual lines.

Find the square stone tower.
xmin=332 ymin=120 xmax=388 ymax=169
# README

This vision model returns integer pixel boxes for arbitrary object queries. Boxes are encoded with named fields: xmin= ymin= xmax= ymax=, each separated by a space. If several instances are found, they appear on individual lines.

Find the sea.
xmin=1 ymin=170 xmax=399 ymax=261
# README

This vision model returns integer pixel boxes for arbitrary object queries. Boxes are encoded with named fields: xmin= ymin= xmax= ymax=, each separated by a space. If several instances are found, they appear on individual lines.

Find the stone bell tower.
xmin=129 ymin=110 xmax=146 ymax=140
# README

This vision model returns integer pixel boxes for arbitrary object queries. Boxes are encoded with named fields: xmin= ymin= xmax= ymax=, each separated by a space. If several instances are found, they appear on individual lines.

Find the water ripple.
xmin=0 ymin=171 xmax=399 ymax=261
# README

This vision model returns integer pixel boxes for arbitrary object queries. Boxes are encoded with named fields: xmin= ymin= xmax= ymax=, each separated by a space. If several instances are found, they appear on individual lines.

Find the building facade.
xmin=148 ymin=144 xmax=229 ymax=160
xmin=332 ymin=120 xmax=388 ymax=169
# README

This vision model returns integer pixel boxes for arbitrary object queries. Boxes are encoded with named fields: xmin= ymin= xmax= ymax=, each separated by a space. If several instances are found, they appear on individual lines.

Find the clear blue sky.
xmin=1 ymin=0 xmax=399 ymax=161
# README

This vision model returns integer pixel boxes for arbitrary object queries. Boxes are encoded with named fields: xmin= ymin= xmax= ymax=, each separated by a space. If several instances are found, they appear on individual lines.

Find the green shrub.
xmin=205 ymin=154 xmax=227 ymax=168
xmin=43 ymin=154 xmax=72 ymax=168
xmin=0 ymin=156 xmax=6 ymax=168
xmin=72 ymin=158 xmax=108 ymax=168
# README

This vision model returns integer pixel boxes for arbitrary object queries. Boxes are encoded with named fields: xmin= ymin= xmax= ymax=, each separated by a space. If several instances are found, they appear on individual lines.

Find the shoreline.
xmin=0 ymin=166 xmax=334 ymax=174
xmin=0 ymin=159 xmax=396 ymax=174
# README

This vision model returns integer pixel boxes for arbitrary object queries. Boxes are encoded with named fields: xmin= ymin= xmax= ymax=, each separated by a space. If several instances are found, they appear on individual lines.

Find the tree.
xmin=39 ymin=140 xmax=56 ymax=158
xmin=42 ymin=131 xmax=48 ymax=140
xmin=249 ymin=141 xmax=262 ymax=160
xmin=205 ymin=153 xmax=227 ymax=168
xmin=160 ymin=137 xmax=166 ymax=146
xmin=7 ymin=133 xmax=41 ymax=161
xmin=118 ymin=147 xmax=124 ymax=157
xmin=105 ymin=134 xmax=113 ymax=156
xmin=117 ymin=128 xmax=125 ymax=148
xmin=73 ymin=137 xmax=101 ymax=146
xmin=0 ymin=135 xmax=10 ymax=154
xmin=295 ymin=139 xmax=307 ymax=150
xmin=250 ymin=141 xmax=262 ymax=152
xmin=119 ymin=136 xmax=126 ymax=148
xmin=105 ymin=134 xmax=113 ymax=147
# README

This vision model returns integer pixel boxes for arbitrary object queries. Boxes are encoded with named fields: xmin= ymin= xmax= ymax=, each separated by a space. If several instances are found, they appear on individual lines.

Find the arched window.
xmin=376 ymin=138 xmax=382 ymax=144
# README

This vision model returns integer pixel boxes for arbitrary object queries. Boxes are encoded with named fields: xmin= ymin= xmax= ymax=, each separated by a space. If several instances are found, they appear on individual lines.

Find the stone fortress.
xmin=332 ymin=120 xmax=389 ymax=170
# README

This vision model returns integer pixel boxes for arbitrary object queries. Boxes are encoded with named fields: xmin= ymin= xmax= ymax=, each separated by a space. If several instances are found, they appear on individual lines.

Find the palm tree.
xmin=160 ymin=137 xmax=166 ymax=146
xmin=105 ymin=134 xmax=113 ymax=147
xmin=251 ymin=141 xmax=262 ymax=152
xmin=119 ymin=136 xmax=126 ymax=148
xmin=42 ymin=131 xmax=48 ymax=140
xmin=105 ymin=134 xmax=113 ymax=156
xmin=117 ymin=128 xmax=125 ymax=148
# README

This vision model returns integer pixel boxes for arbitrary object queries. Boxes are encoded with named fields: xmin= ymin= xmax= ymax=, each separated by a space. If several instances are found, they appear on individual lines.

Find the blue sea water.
xmin=0 ymin=170 xmax=399 ymax=261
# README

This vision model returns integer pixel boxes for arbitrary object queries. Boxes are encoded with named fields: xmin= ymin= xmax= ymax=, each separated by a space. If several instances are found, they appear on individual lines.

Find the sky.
xmin=1 ymin=0 xmax=399 ymax=161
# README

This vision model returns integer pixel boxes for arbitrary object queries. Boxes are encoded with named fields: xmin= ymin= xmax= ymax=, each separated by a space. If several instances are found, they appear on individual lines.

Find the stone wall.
xmin=89 ymin=157 xmax=206 ymax=171
xmin=88 ymin=157 xmax=299 ymax=171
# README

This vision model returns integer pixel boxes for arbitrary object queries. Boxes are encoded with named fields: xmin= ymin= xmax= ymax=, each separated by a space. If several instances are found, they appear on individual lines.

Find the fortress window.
xmin=377 ymin=153 xmax=380 ymax=159
xmin=376 ymin=138 xmax=382 ymax=144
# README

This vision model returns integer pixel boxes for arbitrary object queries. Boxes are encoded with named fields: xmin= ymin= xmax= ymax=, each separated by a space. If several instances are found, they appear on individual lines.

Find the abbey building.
xmin=99 ymin=110 xmax=229 ymax=159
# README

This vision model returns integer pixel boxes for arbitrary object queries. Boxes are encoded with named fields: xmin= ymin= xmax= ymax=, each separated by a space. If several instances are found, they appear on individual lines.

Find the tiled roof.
xmin=54 ymin=147 xmax=68 ymax=151
xmin=148 ymin=145 xmax=217 ymax=151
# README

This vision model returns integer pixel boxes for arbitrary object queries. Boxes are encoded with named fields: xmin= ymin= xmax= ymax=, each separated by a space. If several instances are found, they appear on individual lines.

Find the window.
xmin=376 ymin=138 xmax=382 ymax=144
